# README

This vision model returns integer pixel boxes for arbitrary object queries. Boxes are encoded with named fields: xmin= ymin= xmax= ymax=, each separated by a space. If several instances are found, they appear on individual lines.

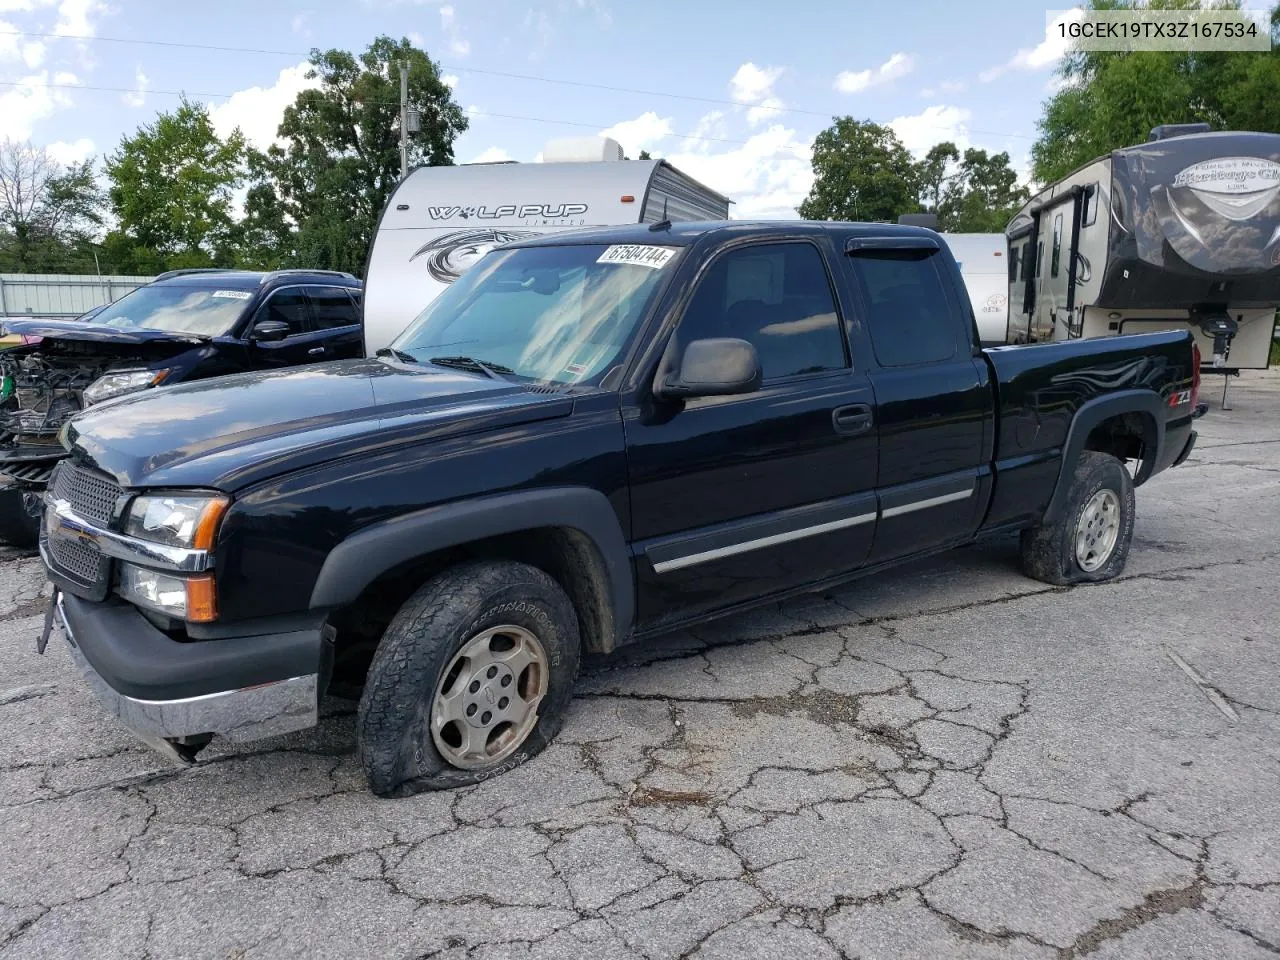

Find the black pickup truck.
xmin=39 ymin=221 xmax=1202 ymax=796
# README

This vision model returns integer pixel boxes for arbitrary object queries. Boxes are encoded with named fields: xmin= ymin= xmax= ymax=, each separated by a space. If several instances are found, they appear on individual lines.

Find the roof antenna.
xmin=649 ymin=196 xmax=671 ymax=232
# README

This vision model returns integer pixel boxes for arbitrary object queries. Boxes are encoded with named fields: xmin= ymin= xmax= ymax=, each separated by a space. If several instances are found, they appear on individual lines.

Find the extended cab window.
xmin=308 ymin=286 xmax=360 ymax=330
xmin=849 ymin=249 xmax=957 ymax=367
xmin=677 ymin=242 xmax=846 ymax=380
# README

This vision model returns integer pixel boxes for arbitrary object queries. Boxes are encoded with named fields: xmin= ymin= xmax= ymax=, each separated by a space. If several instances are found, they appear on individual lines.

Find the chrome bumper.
xmin=55 ymin=594 xmax=319 ymax=759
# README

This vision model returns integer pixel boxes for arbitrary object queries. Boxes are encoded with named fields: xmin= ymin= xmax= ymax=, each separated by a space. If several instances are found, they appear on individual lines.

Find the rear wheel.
xmin=1019 ymin=451 xmax=1135 ymax=585
xmin=356 ymin=560 xmax=580 ymax=797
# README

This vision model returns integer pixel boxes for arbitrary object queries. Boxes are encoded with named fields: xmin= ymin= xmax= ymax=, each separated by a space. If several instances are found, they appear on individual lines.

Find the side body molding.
xmin=1043 ymin=389 xmax=1164 ymax=523
xmin=308 ymin=487 xmax=634 ymax=647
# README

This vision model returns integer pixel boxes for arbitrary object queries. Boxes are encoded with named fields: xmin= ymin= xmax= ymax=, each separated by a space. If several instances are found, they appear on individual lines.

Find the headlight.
xmin=82 ymin=368 xmax=171 ymax=406
xmin=124 ymin=493 xmax=229 ymax=549
xmin=118 ymin=563 xmax=217 ymax=622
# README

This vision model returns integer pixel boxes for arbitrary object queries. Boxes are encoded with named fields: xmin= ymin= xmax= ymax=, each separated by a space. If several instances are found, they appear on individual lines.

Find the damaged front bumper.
xmin=51 ymin=591 xmax=323 ymax=764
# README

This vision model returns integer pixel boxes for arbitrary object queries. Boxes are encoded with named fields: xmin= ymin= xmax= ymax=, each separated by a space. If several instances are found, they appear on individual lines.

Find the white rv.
xmin=940 ymin=233 xmax=1008 ymax=345
xmin=362 ymin=137 xmax=731 ymax=354
xmin=1005 ymin=125 xmax=1280 ymax=397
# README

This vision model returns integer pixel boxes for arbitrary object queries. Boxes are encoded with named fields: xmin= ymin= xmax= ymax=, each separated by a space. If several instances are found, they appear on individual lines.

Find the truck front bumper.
xmin=55 ymin=592 xmax=322 ymax=762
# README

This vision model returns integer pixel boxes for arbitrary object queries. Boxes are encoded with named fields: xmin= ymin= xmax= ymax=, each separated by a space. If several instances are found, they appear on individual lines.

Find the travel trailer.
xmin=362 ymin=137 xmax=731 ymax=354
xmin=1005 ymin=124 xmax=1280 ymax=405
xmin=940 ymin=233 xmax=1008 ymax=346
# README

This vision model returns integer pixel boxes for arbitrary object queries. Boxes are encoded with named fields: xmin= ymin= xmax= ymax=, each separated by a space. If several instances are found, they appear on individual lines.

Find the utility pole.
xmin=398 ymin=60 xmax=410 ymax=181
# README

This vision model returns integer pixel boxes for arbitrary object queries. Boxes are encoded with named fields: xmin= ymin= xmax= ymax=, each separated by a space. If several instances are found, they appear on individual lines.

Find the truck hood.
xmin=66 ymin=357 xmax=574 ymax=490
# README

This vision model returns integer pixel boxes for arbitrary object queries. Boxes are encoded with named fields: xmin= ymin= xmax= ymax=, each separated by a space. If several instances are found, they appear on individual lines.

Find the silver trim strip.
xmin=44 ymin=497 xmax=212 ymax=573
xmin=652 ymin=512 xmax=876 ymax=574
xmin=57 ymin=594 xmax=318 ymax=746
xmin=881 ymin=485 xmax=974 ymax=519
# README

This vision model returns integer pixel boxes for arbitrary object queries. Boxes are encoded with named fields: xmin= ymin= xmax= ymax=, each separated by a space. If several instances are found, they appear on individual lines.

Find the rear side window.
xmin=848 ymin=250 xmax=957 ymax=367
xmin=254 ymin=289 xmax=310 ymax=337
xmin=678 ymin=242 xmax=846 ymax=381
xmin=308 ymin=286 xmax=360 ymax=330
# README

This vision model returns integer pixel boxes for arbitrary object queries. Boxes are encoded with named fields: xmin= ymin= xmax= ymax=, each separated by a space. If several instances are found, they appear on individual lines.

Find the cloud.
xmin=920 ymin=79 xmax=966 ymax=97
xmin=729 ymin=62 xmax=786 ymax=128
xmin=980 ymin=7 xmax=1085 ymax=82
xmin=834 ymin=52 xmax=915 ymax=94
xmin=122 ymin=64 xmax=147 ymax=107
xmin=599 ymin=110 xmax=673 ymax=155
xmin=53 ymin=0 xmax=106 ymax=36
xmin=439 ymin=5 xmax=470 ymax=57
xmin=441 ymin=73 xmax=458 ymax=88
xmin=470 ymin=146 xmax=512 ymax=163
xmin=290 ymin=11 xmax=311 ymax=37
xmin=0 ymin=70 xmax=74 ymax=141
xmin=209 ymin=62 xmax=318 ymax=150
xmin=686 ymin=110 xmax=728 ymax=153
xmin=889 ymin=104 xmax=972 ymax=157
xmin=45 ymin=136 xmax=92 ymax=164
xmin=664 ymin=123 xmax=814 ymax=219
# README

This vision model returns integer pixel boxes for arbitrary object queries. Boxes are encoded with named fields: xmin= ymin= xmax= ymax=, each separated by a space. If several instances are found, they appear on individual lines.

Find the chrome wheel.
xmin=429 ymin=625 xmax=549 ymax=770
xmin=1074 ymin=489 xmax=1121 ymax=572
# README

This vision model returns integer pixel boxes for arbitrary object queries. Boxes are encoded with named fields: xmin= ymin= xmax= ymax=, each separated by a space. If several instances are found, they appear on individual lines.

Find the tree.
xmin=0 ymin=140 xmax=104 ymax=272
xmin=798 ymin=118 xmax=919 ymax=222
xmin=1032 ymin=0 xmax=1280 ymax=183
xmin=104 ymin=98 xmax=247 ymax=269
xmin=916 ymin=142 xmax=959 ymax=216
xmin=934 ymin=148 xmax=1030 ymax=233
xmin=257 ymin=35 xmax=468 ymax=274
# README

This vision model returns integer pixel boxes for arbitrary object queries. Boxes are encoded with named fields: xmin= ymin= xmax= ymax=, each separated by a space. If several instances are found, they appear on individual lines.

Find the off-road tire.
xmin=0 ymin=486 xmax=41 ymax=548
xmin=357 ymin=560 xmax=580 ymax=797
xmin=1019 ymin=451 xmax=1135 ymax=586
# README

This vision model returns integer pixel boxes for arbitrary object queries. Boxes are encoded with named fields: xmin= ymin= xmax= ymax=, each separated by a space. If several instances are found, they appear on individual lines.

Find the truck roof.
xmin=504 ymin=220 xmax=941 ymax=249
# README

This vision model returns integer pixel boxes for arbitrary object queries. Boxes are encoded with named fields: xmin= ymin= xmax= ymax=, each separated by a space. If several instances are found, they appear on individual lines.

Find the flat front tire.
xmin=357 ymin=560 xmax=580 ymax=797
xmin=1019 ymin=451 xmax=1135 ymax=586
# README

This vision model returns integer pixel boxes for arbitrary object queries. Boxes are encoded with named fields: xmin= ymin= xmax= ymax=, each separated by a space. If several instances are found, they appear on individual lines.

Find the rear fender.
xmin=1043 ymin=390 xmax=1164 ymax=524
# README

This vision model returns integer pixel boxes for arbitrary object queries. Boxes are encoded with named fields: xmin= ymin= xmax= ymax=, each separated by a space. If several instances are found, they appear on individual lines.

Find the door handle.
xmin=832 ymin=403 xmax=873 ymax=435
xmin=307 ymin=346 xmax=325 ymax=356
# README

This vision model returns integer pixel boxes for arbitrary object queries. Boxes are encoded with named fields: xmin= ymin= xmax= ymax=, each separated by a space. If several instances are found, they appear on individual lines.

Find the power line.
xmin=0 ymin=78 xmax=760 ymax=146
xmin=0 ymin=27 xmax=1038 ymax=141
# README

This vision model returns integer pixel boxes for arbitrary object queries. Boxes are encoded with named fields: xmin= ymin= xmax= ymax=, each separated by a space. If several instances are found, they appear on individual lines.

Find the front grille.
xmin=48 ymin=534 xmax=103 ymax=585
xmin=51 ymin=462 xmax=122 ymax=526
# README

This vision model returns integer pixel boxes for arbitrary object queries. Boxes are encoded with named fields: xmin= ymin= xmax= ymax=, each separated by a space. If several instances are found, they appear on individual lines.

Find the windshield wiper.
xmin=376 ymin=347 xmax=418 ymax=363
xmin=427 ymin=355 xmax=513 ymax=380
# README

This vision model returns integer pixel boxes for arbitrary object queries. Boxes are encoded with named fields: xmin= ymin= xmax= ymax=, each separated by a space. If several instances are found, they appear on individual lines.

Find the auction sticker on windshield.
xmin=596 ymin=245 xmax=677 ymax=269
xmin=212 ymin=290 xmax=253 ymax=299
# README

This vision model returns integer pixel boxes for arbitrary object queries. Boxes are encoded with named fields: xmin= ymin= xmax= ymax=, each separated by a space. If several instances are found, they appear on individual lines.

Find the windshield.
xmin=391 ymin=242 xmax=681 ymax=385
xmin=90 ymin=284 xmax=254 ymax=336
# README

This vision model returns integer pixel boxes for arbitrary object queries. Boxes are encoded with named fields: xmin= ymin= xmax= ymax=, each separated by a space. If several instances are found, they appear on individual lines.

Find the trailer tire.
xmin=1020 ymin=451 xmax=1135 ymax=586
xmin=0 ymin=487 xmax=40 ymax=548
xmin=357 ymin=560 xmax=580 ymax=797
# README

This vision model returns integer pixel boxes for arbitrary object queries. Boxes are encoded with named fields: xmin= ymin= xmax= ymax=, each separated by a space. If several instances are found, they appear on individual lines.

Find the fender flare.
xmin=308 ymin=487 xmax=634 ymax=646
xmin=1043 ymin=390 xmax=1164 ymax=524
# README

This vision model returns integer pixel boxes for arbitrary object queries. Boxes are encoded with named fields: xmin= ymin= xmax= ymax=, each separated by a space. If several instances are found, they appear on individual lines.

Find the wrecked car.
xmin=0 ymin=268 xmax=364 ymax=544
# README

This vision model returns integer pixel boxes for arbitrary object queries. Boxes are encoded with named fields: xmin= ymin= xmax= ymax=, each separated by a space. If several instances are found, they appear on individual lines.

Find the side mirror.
xmin=248 ymin=319 xmax=291 ymax=343
xmin=656 ymin=337 xmax=762 ymax=399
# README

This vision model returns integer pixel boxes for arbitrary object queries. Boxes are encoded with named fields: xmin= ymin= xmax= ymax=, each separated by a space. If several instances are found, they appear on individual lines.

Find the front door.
xmin=624 ymin=238 xmax=879 ymax=631
xmin=246 ymin=288 xmax=328 ymax=367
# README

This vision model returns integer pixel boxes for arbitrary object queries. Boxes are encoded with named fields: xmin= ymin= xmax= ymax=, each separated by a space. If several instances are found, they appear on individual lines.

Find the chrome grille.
xmin=48 ymin=534 xmax=103 ymax=584
xmin=51 ymin=462 xmax=122 ymax=526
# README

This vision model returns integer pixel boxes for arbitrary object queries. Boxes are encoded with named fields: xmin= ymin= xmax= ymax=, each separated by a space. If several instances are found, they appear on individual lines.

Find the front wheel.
xmin=1019 ymin=451 xmax=1135 ymax=586
xmin=356 ymin=560 xmax=580 ymax=797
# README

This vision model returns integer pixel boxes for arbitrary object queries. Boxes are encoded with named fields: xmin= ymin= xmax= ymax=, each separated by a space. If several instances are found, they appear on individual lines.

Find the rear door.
xmin=842 ymin=237 xmax=993 ymax=564
xmin=624 ymin=237 xmax=879 ymax=629
xmin=305 ymin=285 xmax=364 ymax=359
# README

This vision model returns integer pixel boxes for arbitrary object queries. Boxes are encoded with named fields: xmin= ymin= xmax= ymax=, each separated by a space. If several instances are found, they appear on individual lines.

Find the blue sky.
xmin=0 ymin=0 xmax=1242 ymax=217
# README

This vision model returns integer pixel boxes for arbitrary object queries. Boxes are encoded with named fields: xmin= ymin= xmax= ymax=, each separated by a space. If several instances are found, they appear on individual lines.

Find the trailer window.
xmin=1035 ymin=241 xmax=1043 ymax=279
xmin=1009 ymin=244 xmax=1020 ymax=283
xmin=1082 ymin=183 xmax=1099 ymax=226
xmin=1051 ymin=214 xmax=1063 ymax=278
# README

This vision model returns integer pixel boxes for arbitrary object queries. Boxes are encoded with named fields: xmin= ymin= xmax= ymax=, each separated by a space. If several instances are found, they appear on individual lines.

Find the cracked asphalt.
xmin=1 ymin=371 xmax=1278 ymax=960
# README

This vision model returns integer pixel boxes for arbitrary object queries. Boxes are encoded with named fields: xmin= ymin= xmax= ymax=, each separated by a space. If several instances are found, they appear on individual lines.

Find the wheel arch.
xmin=1043 ymin=390 xmax=1163 ymax=524
xmin=310 ymin=487 xmax=634 ymax=653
